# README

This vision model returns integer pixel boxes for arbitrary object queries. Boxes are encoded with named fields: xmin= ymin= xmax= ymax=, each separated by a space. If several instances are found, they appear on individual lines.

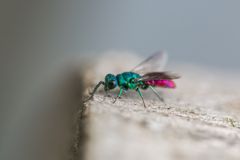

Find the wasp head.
xmin=104 ymin=74 xmax=118 ymax=91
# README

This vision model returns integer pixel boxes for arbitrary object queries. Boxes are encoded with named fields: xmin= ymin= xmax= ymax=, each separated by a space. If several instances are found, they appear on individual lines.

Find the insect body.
xmin=84 ymin=51 xmax=180 ymax=107
xmin=106 ymin=72 xmax=145 ymax=90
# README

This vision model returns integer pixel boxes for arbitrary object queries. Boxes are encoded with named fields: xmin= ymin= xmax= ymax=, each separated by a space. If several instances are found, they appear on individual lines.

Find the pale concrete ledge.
xmin=3 ymin=53 xmax=240 ymax=160
xmin=74 ymin=53 xmax=240 ymax=160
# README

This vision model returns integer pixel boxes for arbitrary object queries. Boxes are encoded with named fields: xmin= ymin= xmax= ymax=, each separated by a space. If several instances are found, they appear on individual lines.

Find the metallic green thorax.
xmin=104 ymin=72 xmax=148 ymax=91
xmin=84 ymin=71 xmax=164 ymax=108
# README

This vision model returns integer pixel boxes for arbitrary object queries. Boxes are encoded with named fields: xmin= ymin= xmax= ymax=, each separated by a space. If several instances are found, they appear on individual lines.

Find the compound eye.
xmin=108 ymin=81 xmax=116 ymax=89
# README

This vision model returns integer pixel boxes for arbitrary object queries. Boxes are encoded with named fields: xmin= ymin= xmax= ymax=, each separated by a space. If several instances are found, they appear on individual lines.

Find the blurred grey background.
xmin=1 ymin=0 xmax=240 ymax=159
xmin=1 ymin=0 xmax=240 ymax=123
xmin=3 ymin=0 xmax=239 ymax=66
xmin=1 ymin=0 xmax=240 ymax=125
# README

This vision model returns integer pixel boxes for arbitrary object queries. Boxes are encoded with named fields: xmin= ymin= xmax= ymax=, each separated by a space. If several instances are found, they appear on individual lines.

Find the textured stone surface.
xmin=1 ymin=52 xmax=240 ymax=160
xmin=81 ymin=53 xmax=240 ymax=160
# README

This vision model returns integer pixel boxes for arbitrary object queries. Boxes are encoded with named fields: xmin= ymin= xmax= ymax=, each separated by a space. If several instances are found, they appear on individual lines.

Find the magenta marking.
xmin=145 ymin=79 xmax=176 ymax=88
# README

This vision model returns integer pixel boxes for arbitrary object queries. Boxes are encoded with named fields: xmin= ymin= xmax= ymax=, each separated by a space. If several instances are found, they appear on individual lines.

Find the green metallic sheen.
xmin=104 ymin=74 xmax=117 ymax=90
xmin=104 ymin=72 xmax=148 ymax=91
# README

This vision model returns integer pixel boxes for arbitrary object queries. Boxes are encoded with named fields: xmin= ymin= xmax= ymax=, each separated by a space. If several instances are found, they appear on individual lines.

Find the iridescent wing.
xmin=135 ymin=72 xmax=180 ymax=88
xmin=131 ymin=51 xmax=168 ymax=75
xmin=135 ymin=72 xmax=180 ymax=82
xmin=132 ymin=51 xmax=180 ymax=89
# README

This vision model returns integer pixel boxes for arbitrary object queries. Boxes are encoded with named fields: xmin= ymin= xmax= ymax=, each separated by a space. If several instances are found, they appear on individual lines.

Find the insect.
xmin=84 ymin=51 xmax=180 ymax=107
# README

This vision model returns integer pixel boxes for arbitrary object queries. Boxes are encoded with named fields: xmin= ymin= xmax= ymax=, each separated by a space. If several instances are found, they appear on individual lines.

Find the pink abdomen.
xmin=145 ymin=79 xmax=176 ymax=88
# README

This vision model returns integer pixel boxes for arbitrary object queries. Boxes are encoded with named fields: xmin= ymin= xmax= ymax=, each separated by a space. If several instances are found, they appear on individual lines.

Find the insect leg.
xmin=136 ymin=88 xmax=146 ymax=108
xmin=113 ymin=88 xmax=123 ymax=103
xmin=149 ymin=86 xmax=164 ymax=102
xmin=84 ymin=81 xmax=105 ymax=102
